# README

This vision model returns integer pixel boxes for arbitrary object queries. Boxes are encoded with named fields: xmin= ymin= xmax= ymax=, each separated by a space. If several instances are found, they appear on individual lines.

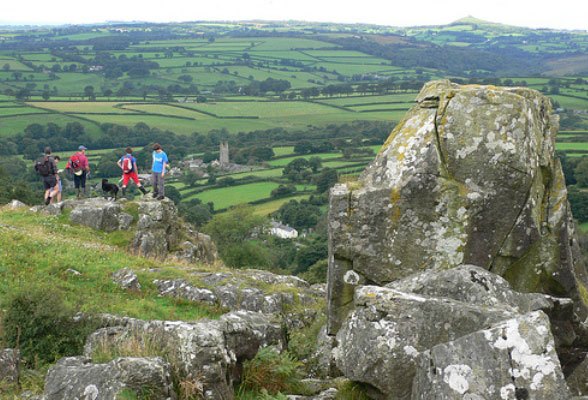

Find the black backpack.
xmin=35 ymin=156 xmax=54 ymax=177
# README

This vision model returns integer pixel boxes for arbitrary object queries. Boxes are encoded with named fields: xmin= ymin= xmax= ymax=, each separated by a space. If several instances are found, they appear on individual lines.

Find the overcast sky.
xmin=1 ymin=0 xmax=586 ymax=31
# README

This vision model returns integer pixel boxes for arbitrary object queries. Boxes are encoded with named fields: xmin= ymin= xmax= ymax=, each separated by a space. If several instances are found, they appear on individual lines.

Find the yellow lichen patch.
xmin=389 ymin=188 xmax=402 ymax=223
xmin=577 ymin=281 xmax=588 ymax=307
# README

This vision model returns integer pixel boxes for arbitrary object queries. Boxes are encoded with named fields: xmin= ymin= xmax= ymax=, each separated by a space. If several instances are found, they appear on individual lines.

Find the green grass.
xmin=556 ymin=142 xmax=588 ymax=151
xmin=184 ymin=182 xmax=286 ymax=209
xmin=0 ymin=113 xmax=102 ymax=137
xmin=250 ymin=195 xmax=311 ymax=216
xmin=273 ymin=147 xmax=296 ymax=157
xmin=0 ymin=209 xmax=222 ymax=322
xmin=267 ymin=153 xmax=343 ymax=167
xmin=29 ymin=101 xmax=140 ymax=114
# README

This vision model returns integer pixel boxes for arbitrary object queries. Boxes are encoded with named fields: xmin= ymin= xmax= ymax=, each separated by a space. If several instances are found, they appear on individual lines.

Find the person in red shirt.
xmin=117 ymin=147 xmax=149 ymax=197
xmin=67 ymin=145 xmax=90 ymax=198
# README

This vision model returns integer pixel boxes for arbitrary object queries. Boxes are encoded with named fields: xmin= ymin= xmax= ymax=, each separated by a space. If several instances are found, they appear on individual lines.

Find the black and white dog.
xmin=101 ymin=179 xmax=119 ymax=200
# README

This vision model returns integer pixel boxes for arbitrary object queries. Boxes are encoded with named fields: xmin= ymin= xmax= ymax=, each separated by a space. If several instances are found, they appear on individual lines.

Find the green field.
xmin=184 ymin=182 xmax=286 ymax=209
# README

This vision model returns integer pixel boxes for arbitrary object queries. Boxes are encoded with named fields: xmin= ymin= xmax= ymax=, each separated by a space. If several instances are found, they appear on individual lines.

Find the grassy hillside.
xmin=0 ymin=208 xmax=222 ymax=322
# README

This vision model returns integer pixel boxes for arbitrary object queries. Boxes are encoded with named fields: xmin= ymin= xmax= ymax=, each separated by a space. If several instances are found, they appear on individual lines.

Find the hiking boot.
xmin=45 ymin=197 xmax=51 ymax=205
xmin=122 ymin=187 xmax=126 ymax=196
xmin=152 ymin=192 xmax=158 ymax=198
xmin=139 ymin=186 xmax=149 ymax=195
xmin=157 ymin=195 xmax=164 ymax=200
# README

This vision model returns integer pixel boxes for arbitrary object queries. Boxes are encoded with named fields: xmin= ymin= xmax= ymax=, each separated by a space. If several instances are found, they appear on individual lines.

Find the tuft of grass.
xmin=335 ymin=380 xmax=371 ymax=400
xmin=238 ymin=347 xmax=302 ymax=396
xmin=288 ymin=314 xmax=326 ymax=365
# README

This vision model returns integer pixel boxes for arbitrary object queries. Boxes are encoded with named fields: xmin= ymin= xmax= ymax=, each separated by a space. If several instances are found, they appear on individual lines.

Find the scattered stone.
xmin=153 ymin=279 xmax=215 ymax=304
xmin=0 ymin=348 xmax=20 ymax=384
xmin=43 ymin=356 xmax=174 ymax=400
xmin=66 ymin=268 xmax=82 ymax=276
xmin=6 ymin=199 xmax=27 ymax=210
xmin=112 ymin=268 xmax=141 ymax=291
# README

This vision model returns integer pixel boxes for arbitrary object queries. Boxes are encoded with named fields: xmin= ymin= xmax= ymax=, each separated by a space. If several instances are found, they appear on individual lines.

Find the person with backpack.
xmin=34 ymin=146 xmax=58 ymax=205
xmin=67 ymin=145 xmax=90 ymax=198
xmin=151 ymin=143 xmax=169 ymax=200
xmin=117 ymin=147 xmax=149 ymax=197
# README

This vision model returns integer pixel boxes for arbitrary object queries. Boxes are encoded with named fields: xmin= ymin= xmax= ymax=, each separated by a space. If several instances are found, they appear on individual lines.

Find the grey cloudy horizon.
xmin=1 ymin=0 xmax=586 ymax=31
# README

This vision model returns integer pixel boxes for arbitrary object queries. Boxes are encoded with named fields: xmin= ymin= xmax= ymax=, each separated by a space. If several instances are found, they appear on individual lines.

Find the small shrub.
xmin=2 ymin=286 xmax=97 ymax=366
xmin=238 ymin=347 xmax=302 ymax=395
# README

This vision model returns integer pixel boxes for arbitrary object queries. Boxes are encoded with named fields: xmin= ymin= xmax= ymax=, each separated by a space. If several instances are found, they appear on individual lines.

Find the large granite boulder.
xmin=327 ymin=80 xmax=588 ymax=333
xmin=44 ymin=356 xmax=175 ymax=400
xmin=132 ymin=198 xmax=218 ymax=264
xmin=412 ymin=311 xmax=570 ymax=400
xmin=68 ymin=198 xmax=133 ymax=232
xmin=83 ymin=311 xmax=285 ymax=399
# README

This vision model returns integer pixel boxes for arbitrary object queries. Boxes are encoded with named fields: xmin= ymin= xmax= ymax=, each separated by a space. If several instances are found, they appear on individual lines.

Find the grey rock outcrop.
xmin=153 ymin=270 xmax=323 ymax=328
xmin=132 ymin=198 xmax=218 ymax=264
xmin=84 ymin=311 xmax=285 ymax=399
xmin=0 ymin=348 xmax=20 ymax=384
xmin=68 ymin=198 xmax=133 ymax=232
xmin=44 ymin=356 xmax=175 ymax=400
xmin=327 ymin=80 xmax=588 ymax=333
xmin=412 ymin=311 xmax=570 ymax=400
xmin=112 ymin=268 xmax=141 ymax=291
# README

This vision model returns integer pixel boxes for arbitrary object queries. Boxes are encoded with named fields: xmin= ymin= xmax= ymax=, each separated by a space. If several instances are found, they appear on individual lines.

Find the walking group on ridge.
xmin=35 ymin=143 xmax=169 ymax=204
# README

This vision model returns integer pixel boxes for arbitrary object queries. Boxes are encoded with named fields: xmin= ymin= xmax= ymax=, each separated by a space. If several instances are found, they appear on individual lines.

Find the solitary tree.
xmin=84 ymin=85 xmax=96 ymax=101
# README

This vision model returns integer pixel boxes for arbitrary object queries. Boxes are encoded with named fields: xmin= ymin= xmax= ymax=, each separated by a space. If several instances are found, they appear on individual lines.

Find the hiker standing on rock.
xmin=34 ymin=146 xmax=58 ymax=205
xmin=52 ymin=155 xmax=63 ymax=203
xmin=118 ymin=147 xmax=149 ymax=197
xmin=151 ymin=143 xmax=169 ymax=200
xmin=67 ymin=145 xmax=90 ymax=198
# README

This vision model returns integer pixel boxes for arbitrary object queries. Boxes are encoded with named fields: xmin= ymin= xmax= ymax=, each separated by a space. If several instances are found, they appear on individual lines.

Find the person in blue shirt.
xmin=151 ymin=143 xmax=169 ymax=200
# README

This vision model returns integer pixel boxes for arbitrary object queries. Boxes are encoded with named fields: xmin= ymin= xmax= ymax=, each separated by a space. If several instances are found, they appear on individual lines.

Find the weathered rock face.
xmin=412 ymin=311 xmax=570 ymax=400
xmin=335 ymin=284 xmax=515 ymax=399
xmin=83 ymin=311 xmax=285 ymax=399
xmin=44 ymin=356 xmax=175 ymax=400
xmin=568 ymin=355 xmax=588 ymax=396
xmin=328 ymin=80 xmax=588 ymax=333
xmin=68 ymin=198 xmax=133 ymax=232
xmin=132 ymin=198 xmax=218 ymax=264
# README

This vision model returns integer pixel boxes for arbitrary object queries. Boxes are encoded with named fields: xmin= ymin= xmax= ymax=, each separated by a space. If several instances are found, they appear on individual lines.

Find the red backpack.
xmin=69 ymin=154 xmax=82 ymax=172
xmin=122 ymin=155 xmax=134 ymax=174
